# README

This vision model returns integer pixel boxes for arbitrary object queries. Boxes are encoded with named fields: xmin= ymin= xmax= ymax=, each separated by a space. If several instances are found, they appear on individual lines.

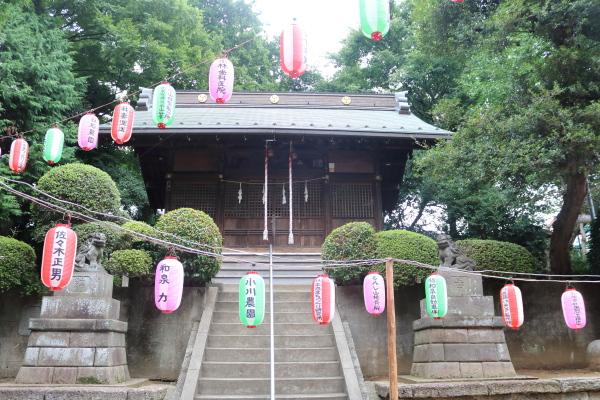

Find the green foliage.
xmin=321 ymin=222 xmax=377 ymax=285
xmin=588 ymin=216 xmax=600 ymax=274
xmin=375 ymin=230 xmax=438 ymax=287
xmin=571 ymin=250 xmax=590 ymax=275
xmin=105 ymin=249 xmax=153 ymax=278
xmin=73 ymin=222 xmax=130 ymax=257
xmin=155 ymin=208 xmax=222 ymax=284
xmin=456 ymin=239 xmax=536 ymax=273
xmin=0 ymin=236 xmax=40 ymax=295
xmin=32 ymin=163 xmax=121 ymax=240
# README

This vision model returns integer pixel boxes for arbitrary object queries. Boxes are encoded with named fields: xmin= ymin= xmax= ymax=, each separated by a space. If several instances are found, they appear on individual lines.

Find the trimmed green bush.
xmin=589 ymin=216 xmax=600 ymax=274
xmin=0 ymin=236 xmax=40 ymax=295
xmin=375 ymin=230 xmax=438 ymax=286
xmin=456 ymin=239 xmax=536 ymax=273
xmin=155 ymin=208 xmax=222 ymax=284
xmin=73 ymin=222 xmax=130 ymax=257
xmin=122 ymin=220 xmax=158 ymax=242
xmin=105 ymin=249 xmax=153 ymax=277
xmin=322 ymin=222 xmax=377 ymax=285
xmin=32 ymin=163 xmax=121 ymax=240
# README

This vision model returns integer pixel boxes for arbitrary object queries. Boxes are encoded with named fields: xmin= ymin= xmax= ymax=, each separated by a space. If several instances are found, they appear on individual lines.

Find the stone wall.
xmin=337 ymin=280 xmax=600 ymax=378
xmin=0 ymin=292 xmax=40 ymax=378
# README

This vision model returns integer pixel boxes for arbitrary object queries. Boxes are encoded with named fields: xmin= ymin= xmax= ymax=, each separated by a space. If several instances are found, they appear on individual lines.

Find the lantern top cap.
xmin=54 ymin=223 xmax=72 ymax=228
xmin=246 ymin=271 xmax=259 ymax=275
xmin=367 ymin=271 xmax=381 ymax=275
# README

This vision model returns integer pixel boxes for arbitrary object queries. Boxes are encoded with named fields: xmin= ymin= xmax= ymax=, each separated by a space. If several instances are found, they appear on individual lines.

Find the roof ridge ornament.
xmin=137 ymin=87 xmax=153 ymax=111
xmin=395 ymin=91 xmax=410 ymax=115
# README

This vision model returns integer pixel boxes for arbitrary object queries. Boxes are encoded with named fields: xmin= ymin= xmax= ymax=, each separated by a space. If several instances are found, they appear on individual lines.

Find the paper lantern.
xmin=363 ymin=271 xmax=385 ymax=315
xmin=562 ymin=288 xmax=586 ymax=330
xmin=312 ymin=274 xmax=335 ymax=325
xmin=152 ymin=82 xmax=176 ymax=128
xmin=359 ymin=0 xmax=390 ymax=41
xmin=425 ymin=272 xmax=448 ymax=319
xmin=9 ymin=138 xmax=29 ymax=173
xmin=40 ymin=224 xmax=77 ymax=291
xmin=209 ymin=58 xmax=234 ymax=104
xmin=154 ymin=256 xmax=184 ymax=314
xmin=450 ymin=0 xmax=465 ymax=3
xmin=111 ymin=102 xmax=135 ymax=144
xmin=78 ymin=113 xmax=99 ymax=151
xmin=239 ymin=271 xmax=265 ymax=328
xmin=500 ymin=283 xmax=524 ymax=329
xmin=43 ymin=126 xmax=64 ymax=165
xmin=280 ymin=21 xmax=306 ymax=79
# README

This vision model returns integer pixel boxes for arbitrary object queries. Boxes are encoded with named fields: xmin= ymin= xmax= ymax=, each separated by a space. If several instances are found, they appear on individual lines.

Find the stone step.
xmin=209 ymin=323 xmax=330 ymax=335
xmin=213 ymin=277 xmax=316 ymax=285
xmin=203 ymin=347 xmax=339 ymax=362
xmin=196 ymin=394 xmax=347 ymax=400
xmin=200 ymin=361 xmax=341 ymax=378
xmin=217 ymin=291 xmax=311 ymax=302
xmin=207 ymin=334 xmax=335 ymax=348
xmin=212 ymin=311 xmax=314 ymax=324
xmin=217 ymin=268 xmax=322 ymax=275
xmin=215 ymin=300 xmax=311 ymax=312
xmin=196 ymin=376 xmax=345 ymax=395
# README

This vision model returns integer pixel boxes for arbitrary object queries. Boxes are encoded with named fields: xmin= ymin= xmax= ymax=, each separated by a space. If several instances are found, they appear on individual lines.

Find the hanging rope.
xmin=288 ymin=141 xmax=294 ymax=245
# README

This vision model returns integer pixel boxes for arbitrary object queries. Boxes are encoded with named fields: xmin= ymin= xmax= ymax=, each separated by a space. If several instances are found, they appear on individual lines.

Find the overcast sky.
xmin=250 ymin=0 xmax=360 ymax=77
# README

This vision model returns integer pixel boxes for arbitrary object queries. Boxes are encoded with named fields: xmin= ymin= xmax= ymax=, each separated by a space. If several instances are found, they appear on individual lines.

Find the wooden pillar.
xmin=386 ymin=258 xmax=398 ymax=399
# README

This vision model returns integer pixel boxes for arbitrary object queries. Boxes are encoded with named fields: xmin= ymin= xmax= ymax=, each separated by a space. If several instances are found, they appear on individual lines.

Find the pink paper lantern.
xmin=562 ymin=288 xmax=586 ymax=330
xmin=312 ymin=274 xmax=335 ymax=325
xmin=78 ymin=113 xmax=99 ymax=151
xmin=363 ymin=272 xmax=385 ymax=315
xmin=155 ymin=256 xmax=184 ymax=314
xmin=280 ymin=20 xmax=306 ymax=79
xmin=209 ymin=58 xmax=234 ymax=104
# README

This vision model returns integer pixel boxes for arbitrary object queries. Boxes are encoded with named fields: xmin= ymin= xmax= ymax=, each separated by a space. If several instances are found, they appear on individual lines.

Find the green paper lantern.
xmin=152 ymin=82 xmax=176 ymax=129
xmin=43 ymin=126 xmax=64 ymax=165
xmin=425 ymin=273 xmax=448 ymax=319
xmin=239 ymin=271 xmax=265 ymax=328
xmin=359 ymin=0 xmax=390 ymax=41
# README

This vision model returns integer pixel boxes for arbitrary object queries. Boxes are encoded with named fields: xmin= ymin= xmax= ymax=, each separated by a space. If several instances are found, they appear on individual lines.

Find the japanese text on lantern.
xmin=158 ymin=262 xmax=170 ymax=303
xmin=571 ymin=292 xmax=583 ymax=326
xmin=429 ymin=279 xmax=438 ymax=314
xmin=372 ymin=275 xmax=381 ymax=311
xmin=87 ymin=118 xmax=97 ymax=143
xmin=50 ymin=229 xmax=68 ymax=282
xmin=118 ymin=106 xmax=129 ymax=134
xmin=245 ymin=276 xmax=256 ymax=319
xmin=501 ymin=294 xmax=512 ymax=323
xmin=314 ymin=279 xmax=323 ymax=320
xmin=217 ymin=61 xmax=228 ymax=95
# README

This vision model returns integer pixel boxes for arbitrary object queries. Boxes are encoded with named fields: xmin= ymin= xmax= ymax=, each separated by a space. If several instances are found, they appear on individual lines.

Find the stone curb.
xmin=0 ymin=384 xmax=171 ymax=400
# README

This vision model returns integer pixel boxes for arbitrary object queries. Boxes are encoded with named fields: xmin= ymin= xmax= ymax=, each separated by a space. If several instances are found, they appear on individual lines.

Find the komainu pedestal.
xmin=410 ymin=268 xmax=516 ymax=379
xmin=16 ymin=271 xmax=130 ymax=384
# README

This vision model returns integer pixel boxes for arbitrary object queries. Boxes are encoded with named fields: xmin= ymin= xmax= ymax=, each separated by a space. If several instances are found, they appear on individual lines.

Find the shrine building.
xmin=102 ymin=91 xmax=449 ymax=250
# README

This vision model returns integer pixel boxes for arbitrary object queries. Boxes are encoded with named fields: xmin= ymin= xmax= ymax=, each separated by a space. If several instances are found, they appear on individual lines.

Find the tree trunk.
xmin=550 ymin=169 xmax=588 ymax=275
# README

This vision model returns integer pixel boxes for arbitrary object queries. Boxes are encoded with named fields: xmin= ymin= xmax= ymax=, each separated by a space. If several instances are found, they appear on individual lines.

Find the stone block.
xmin=29 ymin=318 xmax=127 ymax=333
xmin=430 ymin=328 xmax=469 ymax=343
xmin=23 ymin=347 xmax=39 ymax=366
xmin=438 ymin=269 xmax=484 ymax=296
xmin=127 ymin=387 xmax=170 ymax=400
xmin=77 ymin=365 xmax=130 ymax=384
xmin=414 ymin=330 xmax=429 ymax=345
xmin=55 ymin=271 xmax=114 ymax=298
xmin=557 ymin=377 xmax=600 ymax=392
xmin=45 ymin=388 xmax=128 ymax=400
xmin=444 ymin=343 xmax=500 ymax=362
xmin=413 ymin=344 xmax=444 ymax=362
xmin=414 ymin=316 xmax=504 ymax=331
xmin=411 ymin=362 xmax=461 ymax=379
xmin=38 ymin=347 xmax=95 ymax=367
xmin=28 ymin=331 xmax=70 ymax=347
xmin=94 ymin=347 xmax=127 ymax=366
xmin=41 ymin=297 xmax=120 ymax=320
xmin=0 ymin=388 xmax=45 ymax=400
xmin=95 ymin=319 xmax=128 ymax=332
xmin=52 ymin=367 xmax=78 ymax=384
xmin=497 ymin=343 xmax=511 ymax=361
xmin=467 ymin=328 xmax=506 ymax=343
xmin=15 ymin=366 xmax=54 ymax=384
xmin=482 ymin=361 xmax=517 ymax=378
xmin=69 ymin=331 xmax=126 ymax=347
xmin=459 ymin=362 xmax=484 ymax=378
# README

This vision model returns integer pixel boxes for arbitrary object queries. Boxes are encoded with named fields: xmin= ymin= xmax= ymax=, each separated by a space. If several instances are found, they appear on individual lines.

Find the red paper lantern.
xmin=280 ymin=20 xmax=306 ymax=79
xmin=500 ymin=283 xmax=524 ymax=329
xmin=40 ymin=224 xmax=77 ymax=291
xmin=111 ymin=102 xmax=135 ymax=144
xmin=9 ymin=138 xmax=29 ymax=173
xmin=312 ymin=274 xmax=335 ymax=325
xmin=450 ymin=0 xmax=464 ymax=2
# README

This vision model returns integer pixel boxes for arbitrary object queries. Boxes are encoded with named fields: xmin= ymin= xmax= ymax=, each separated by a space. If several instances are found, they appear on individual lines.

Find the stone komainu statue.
xmin=74 ymin=232 xmax=107 ymax=272
xmin=436 ymin=234 xmax=476 ymax=271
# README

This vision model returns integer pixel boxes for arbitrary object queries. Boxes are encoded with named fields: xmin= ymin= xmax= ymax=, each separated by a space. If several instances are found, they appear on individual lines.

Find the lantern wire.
xmin=0 ymin=37 xmax=257 ymax=142
xmin=4 ymin=176 xmax=600 ymax=283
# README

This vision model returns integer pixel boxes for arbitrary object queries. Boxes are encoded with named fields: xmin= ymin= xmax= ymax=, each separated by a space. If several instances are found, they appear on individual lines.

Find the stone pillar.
xmin=410 ymin=268 xmax=517 ymax=379
xmin=16 ymin=271 xmax=130 ymax=384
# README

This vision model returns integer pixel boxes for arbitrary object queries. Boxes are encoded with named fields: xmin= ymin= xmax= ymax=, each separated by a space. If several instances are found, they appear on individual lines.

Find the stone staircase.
xmin=194 ymin=285 xmax=352 ymax=400
xmin=212 ymin=252 xmax=323 ymax=285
